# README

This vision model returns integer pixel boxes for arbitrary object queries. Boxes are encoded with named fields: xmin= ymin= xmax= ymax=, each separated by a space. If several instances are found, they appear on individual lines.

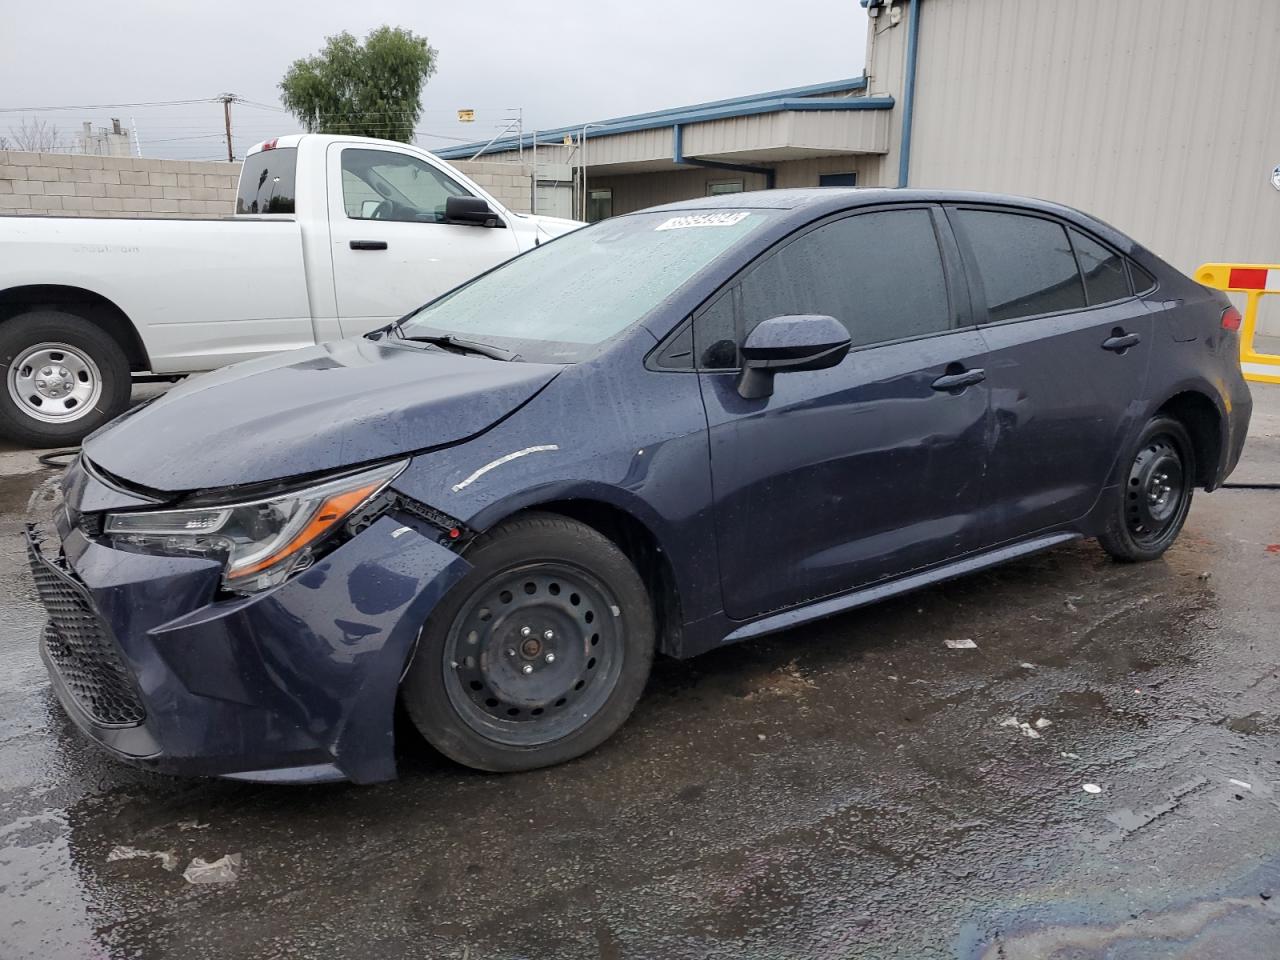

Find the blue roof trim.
xmin=433 ymin=76 xmax=875 ymax=160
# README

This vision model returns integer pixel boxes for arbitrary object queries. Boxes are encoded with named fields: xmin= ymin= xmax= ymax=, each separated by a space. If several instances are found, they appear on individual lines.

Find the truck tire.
xmin=0 ymin=310 xmax=131 ymax=448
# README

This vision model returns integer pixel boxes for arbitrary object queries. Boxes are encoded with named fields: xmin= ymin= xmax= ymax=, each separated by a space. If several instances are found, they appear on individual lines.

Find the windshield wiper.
xmin=399 ymin=332 xmax=520 ymax=362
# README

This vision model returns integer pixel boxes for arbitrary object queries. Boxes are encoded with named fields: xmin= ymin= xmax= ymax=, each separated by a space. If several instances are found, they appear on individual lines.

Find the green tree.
xmin=279 ymin=27 xmax=438 ymax=142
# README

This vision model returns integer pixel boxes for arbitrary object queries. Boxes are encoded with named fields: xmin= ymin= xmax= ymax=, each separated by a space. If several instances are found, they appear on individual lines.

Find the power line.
xmin=0 ymin=97 xmax=219 ymax=113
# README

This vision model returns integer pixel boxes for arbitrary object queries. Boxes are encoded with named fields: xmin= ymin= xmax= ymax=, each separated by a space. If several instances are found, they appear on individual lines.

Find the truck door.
xmin=325 ymin=143 xmax=521 ymax=332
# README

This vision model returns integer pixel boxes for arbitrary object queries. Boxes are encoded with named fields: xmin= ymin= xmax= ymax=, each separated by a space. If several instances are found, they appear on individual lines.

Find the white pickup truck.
xmin=0 ymin=134 xmax=580 ymax=446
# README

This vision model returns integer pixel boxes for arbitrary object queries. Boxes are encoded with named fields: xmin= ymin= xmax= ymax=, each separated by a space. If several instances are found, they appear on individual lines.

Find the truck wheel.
xmin=0 ymin=310 xmax=131 ymax=447
xmin=402 ymin=512 xmax=655 ymax=772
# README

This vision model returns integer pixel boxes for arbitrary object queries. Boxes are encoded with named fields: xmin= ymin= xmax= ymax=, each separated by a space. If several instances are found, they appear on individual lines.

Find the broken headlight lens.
xmin=103 ymin=460 xmax=406 ymax=594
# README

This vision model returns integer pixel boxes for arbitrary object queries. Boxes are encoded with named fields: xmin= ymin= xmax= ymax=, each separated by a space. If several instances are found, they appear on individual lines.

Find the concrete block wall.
xmin=451 ymin=160 xmax=532 ymax=215
xmin=0 ymin=152 xmax=531 ymax=218
xmin=0 ymin=151 xmax=239 ymax=218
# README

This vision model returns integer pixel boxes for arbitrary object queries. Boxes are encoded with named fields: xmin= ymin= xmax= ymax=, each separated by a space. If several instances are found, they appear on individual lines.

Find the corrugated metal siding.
xmin=683 ymin=114 xmax=786 ymax=156
xmin=906 ymin=0 xmax=1280 ymax=275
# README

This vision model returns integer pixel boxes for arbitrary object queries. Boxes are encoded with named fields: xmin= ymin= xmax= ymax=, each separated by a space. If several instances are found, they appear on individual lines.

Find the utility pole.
xmin=220 ymin=93 xmax=236 ymax=162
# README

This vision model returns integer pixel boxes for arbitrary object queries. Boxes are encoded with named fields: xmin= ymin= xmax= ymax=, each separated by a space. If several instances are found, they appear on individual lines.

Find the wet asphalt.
xmin=1 ymin=386 xmax=1278 ymax=960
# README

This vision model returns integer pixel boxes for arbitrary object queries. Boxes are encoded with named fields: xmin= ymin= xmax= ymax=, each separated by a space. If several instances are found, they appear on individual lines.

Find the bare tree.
xmin=7 ymin=118 xmax=67 ymax=153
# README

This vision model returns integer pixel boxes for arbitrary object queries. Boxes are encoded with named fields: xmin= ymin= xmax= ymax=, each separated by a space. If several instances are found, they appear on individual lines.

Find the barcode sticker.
xmin=655 ymin=212 xmax=751 ymax=231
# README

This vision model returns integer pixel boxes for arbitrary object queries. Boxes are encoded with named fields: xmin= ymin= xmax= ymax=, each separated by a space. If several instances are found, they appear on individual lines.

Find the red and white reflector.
xmin=1227 ymin=267 xmax=1280 ymax=291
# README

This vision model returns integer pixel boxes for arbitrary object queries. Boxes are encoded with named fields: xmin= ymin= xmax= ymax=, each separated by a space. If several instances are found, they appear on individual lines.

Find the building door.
xmin=696 ymin=206 xmax=992 ymax=620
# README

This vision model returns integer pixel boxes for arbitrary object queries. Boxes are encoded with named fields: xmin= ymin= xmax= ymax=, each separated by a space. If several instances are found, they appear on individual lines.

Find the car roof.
xmin=637 ymin=187 xmax=1141 ymax=255
xmin=644 ymin=187 xmax=1085 ymax=219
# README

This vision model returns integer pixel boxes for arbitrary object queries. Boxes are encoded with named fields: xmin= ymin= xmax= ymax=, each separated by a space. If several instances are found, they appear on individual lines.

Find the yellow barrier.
xmin=1194 ymin=262 xmax=1280 ymax=385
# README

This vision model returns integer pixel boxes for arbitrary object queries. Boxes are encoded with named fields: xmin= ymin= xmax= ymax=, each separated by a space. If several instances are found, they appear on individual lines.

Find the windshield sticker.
xmin=655 ymin=212 xmax=751 ymax=231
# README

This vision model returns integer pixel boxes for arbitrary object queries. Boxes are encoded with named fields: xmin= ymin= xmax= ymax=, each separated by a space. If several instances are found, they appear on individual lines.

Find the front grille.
xmin=25 ymin=531 xmax=146 ymax=726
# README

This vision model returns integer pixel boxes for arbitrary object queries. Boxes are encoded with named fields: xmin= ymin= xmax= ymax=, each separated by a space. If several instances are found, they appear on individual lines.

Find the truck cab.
xmin=0 ymin=134 xmax=580 ymax=447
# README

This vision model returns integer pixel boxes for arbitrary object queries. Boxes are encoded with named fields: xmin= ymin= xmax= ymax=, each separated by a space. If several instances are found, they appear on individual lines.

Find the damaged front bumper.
xmin=27 ymin=463 xmax=471 ymax=785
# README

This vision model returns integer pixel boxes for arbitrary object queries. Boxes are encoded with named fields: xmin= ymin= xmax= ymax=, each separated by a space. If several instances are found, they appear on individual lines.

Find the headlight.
xmin=104 ymin=460 xmax=406 ymax=594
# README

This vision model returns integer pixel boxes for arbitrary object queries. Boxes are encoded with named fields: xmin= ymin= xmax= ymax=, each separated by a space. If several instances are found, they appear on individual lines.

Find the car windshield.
xmin=398 ymin=209 xmax=773 ymax=362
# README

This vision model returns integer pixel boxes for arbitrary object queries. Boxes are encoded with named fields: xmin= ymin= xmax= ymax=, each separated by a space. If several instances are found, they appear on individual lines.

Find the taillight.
xmin=1221 ymin=306 xmax=1242 ymax=332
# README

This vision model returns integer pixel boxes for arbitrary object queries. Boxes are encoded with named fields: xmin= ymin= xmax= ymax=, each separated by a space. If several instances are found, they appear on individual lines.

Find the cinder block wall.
xmin=0 ymin=151 xmax=238 ymax=218
xmin=0 ymin=152 xmax=533 ymax=218
xmin=451 ymin=161 xmax=532 ymax=214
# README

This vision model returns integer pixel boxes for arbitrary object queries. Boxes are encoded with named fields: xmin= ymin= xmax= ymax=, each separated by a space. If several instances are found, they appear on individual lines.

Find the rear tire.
xmin=1098 ymin=416 xmax=1195 ymax=562
xmin=0 ymin=310 xmax=131 ymax=447
xmin=402 ymin=512 xmax=655 ymax=772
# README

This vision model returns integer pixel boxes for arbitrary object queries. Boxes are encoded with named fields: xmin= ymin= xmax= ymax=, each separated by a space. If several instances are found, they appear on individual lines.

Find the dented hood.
xmin=84 ymin=337 xmax=561 ymax=492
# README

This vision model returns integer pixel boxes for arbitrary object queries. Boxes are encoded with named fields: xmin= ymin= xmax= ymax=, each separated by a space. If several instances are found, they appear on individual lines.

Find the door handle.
xmin=1102 ymin=332 xmax=1141 ymax=352
xmin=931 ymin=368 xmax=986 ymax=392
xmin=349 ymin=240 xmax=388 ymax=251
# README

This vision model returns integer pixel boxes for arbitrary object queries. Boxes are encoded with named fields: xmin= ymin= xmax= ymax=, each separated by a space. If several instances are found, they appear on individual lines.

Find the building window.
xmin=586 ymin=188 xmax=613 ymax=222
xmin=818 ymin=172 xmax=857 ymax=187
xmin=706 ymin=179 xmax=745 ymax=196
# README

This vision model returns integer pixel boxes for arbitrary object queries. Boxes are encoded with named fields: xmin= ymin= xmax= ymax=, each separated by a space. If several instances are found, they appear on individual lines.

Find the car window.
xmin=1129 ymin=261 xmax=1158 ymax=294
xmin=953 ymin=210 xmax=1086 ymax=321
xmin=736 ymin=209 xmax=952 ymax=350
xmin=236 ymin=148 xmax=297 ymax=214
xmin=400 ymin=209 xmax=775 ymax=363
xmin=1070 ymin=228 xmax=1131 ymax=305
xmin=341 ymin=148 xmax=471 ymax=223
xmin=694 ymin=288 xmax=739 ymax=369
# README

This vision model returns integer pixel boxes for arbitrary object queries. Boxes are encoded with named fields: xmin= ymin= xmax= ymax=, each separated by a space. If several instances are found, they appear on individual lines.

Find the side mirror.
xmin=360 ymin=199 xmax=383 ymax=219
xmin=445 ymin=195 xmax=504 ymax=228
xmin=737 ymin=314 xmax=850 ymax=399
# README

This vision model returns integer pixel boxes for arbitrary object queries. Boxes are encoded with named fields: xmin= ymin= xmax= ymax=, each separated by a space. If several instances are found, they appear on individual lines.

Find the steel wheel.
xmin=1124 ymin=433 xmax=1189 ymax=546
xmin=442 ymin=561 xmax=625 ymax=747
xmin=7 ymin=342 xmax=102 ymax=424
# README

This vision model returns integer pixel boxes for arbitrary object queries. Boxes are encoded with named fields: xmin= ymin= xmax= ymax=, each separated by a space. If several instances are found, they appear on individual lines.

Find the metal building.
xmin=435 ymin=0 xmax=1280 ymax=278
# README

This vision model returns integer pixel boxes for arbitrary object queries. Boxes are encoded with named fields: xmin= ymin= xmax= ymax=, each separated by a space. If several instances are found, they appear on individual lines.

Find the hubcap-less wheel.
xmin=1124 ymin=434 xmax=1186 ymax=545
xmin=7 ymin=343 xmax=102 ymax=424
xmin=443 ymin=561 xmax=623 ymax=747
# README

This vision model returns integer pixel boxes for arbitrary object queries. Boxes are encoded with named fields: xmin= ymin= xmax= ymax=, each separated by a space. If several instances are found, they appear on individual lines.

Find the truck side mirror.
xmin=445 ymin=196 xmax=505 ymax=228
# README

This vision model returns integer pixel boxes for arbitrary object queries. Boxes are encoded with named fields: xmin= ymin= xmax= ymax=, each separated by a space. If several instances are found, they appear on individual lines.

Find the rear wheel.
xmin=0 ymin=310 xmax=131 ymax=447
xmin=1098 ymin=416 xmax=1195 ymax=562
xmin=402 ymin=512 xmax=654 ymax=772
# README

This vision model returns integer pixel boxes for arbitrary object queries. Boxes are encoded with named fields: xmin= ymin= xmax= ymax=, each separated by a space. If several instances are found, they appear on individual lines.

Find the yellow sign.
xmin=1194 ymin=262 xmax=1280 ymax=384
xmin=563 ymin=134 xmax=573 ymax=146
xmin=457 ymin=109 xmax=475 ymax=122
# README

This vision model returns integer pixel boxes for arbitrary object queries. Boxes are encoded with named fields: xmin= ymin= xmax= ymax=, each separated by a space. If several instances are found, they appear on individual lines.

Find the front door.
xmin=946 ymin=207 xmax=1155 ymax=543
xmin=326 ymin=143 xmax=521 ymax=331
xmin=697 ymin=207 xmax=992 ymax=621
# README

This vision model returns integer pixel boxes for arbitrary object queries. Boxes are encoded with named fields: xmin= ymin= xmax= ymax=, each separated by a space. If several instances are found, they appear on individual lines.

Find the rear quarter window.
xmin=1069 ymin=228 xmax=1131 ymax=305
xmin=236 ymin=148 xmax=297 ymax=214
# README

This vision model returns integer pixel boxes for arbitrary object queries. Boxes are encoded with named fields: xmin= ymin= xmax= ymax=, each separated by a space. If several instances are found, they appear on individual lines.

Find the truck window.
xmin=341 ymin=148 xmax=472 ymax=224
xmin=236 ymin=148 xmax=297 ymax=214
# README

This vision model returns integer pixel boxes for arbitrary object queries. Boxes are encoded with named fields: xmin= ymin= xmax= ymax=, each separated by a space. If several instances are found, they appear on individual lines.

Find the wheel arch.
xmin=1153 ymin=389 xmax=1225 ymax=489
xmin=0 ymin=284 xmax=150 ymax=372
xmin=473 ymin=492 xmax=686 ymax=658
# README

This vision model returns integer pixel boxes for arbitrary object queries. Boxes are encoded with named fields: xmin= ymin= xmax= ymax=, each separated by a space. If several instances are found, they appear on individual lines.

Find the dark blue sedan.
xmin=28 ymin=189 xmax=1252 ymax=783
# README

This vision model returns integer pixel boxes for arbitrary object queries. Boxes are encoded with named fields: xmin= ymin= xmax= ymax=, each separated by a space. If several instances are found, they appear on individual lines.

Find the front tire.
xmin=403 ymin=512 xmax=655 ymax=772
xmin=1098 ymin=416 xmax=1195 ymax=562
xmin=0 ymin=310 xmax=131 ymax=447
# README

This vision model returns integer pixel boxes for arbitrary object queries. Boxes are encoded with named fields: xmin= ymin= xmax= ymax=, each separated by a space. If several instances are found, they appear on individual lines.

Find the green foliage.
xmin=280 ymin=27 xmax=438 ymax=142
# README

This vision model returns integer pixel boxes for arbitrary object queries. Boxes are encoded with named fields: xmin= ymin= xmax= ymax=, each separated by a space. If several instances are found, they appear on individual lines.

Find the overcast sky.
xmin=2 ymin=0 xmax=869 ymax=161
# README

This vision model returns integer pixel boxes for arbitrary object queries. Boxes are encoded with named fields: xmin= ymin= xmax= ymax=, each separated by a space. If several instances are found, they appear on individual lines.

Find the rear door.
xmin=698 ymin=206 xmax=992 ymax=620
xmin=947 ymin=206 xmax=1154 ymax=543
xmin=325 ymin=143 xmax=521 ymax=331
